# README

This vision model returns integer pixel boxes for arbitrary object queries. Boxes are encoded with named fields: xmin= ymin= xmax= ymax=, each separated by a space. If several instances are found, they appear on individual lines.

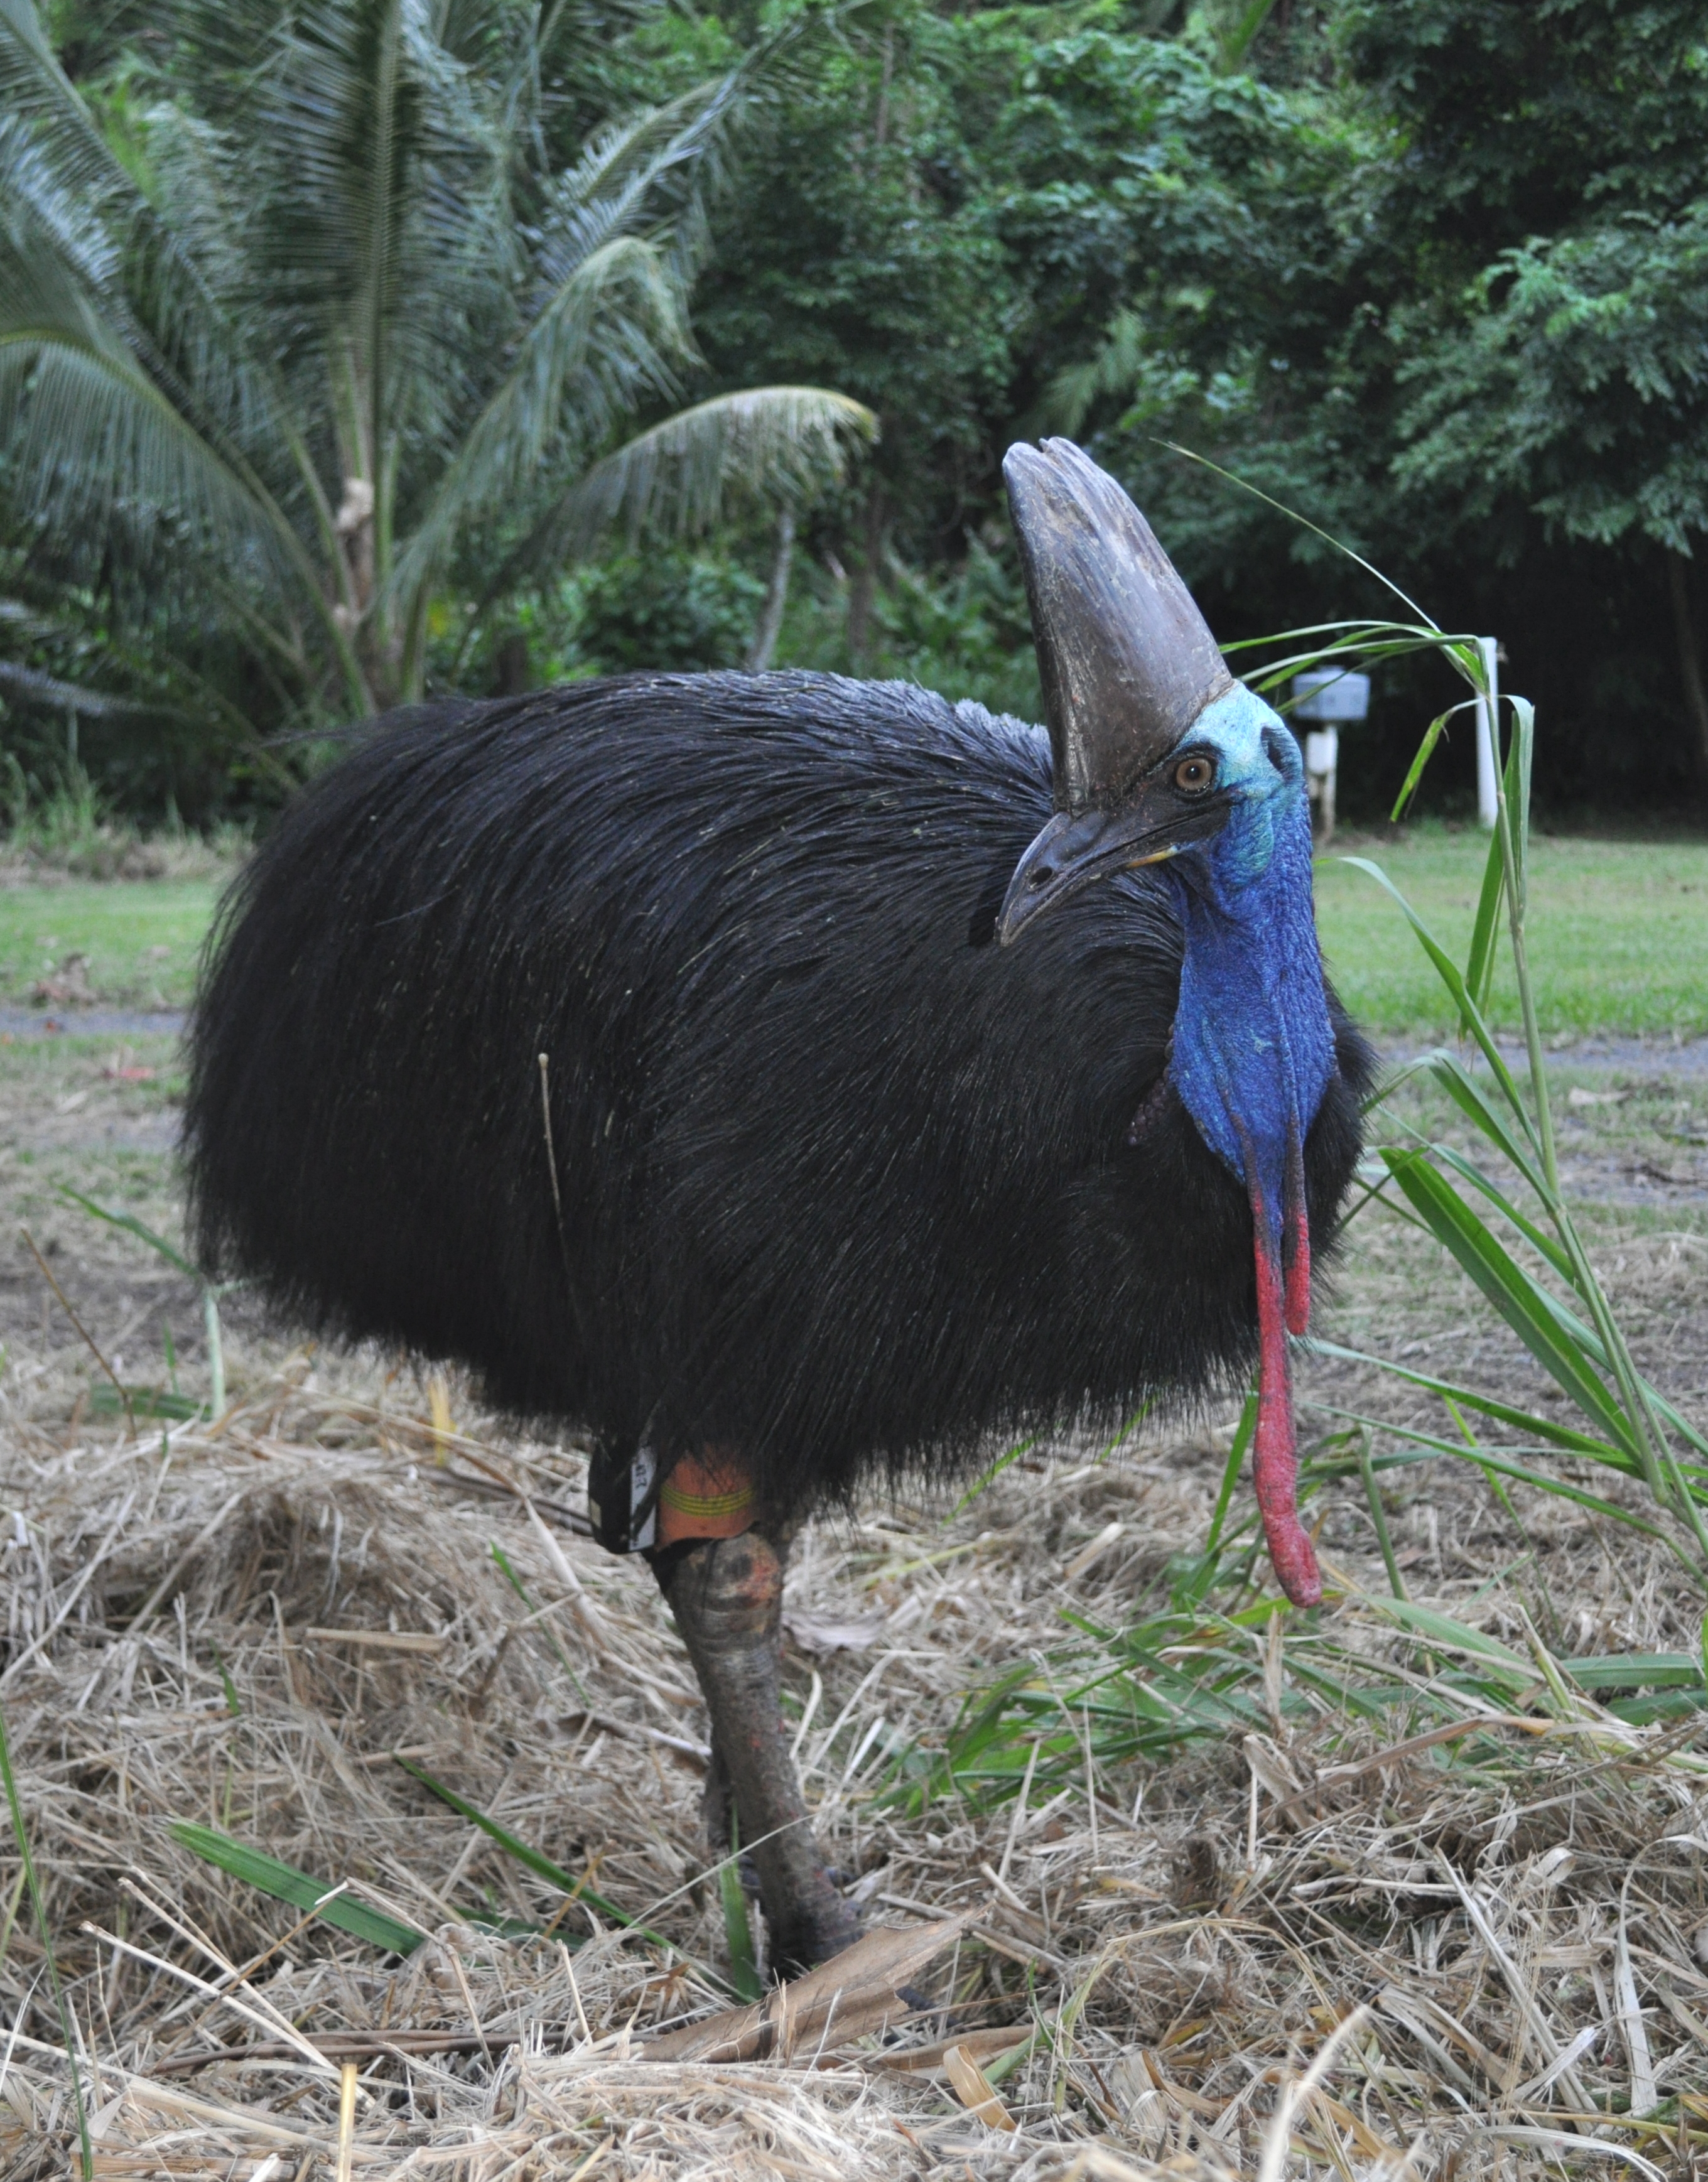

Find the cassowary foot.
xmin=654 ymin=1527 xmax=862 ymax=1975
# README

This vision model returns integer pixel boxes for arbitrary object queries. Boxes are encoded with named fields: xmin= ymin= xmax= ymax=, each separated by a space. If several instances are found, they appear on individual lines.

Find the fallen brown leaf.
xmin=637 ymin=1914 xmax=974 ymax=2063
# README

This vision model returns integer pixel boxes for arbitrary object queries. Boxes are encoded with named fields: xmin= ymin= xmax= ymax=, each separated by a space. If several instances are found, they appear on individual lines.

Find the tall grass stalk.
xmin=61 ymin=1190 xmax=234 ymax=1422
xmin=1213 ymin=456 xmax=1708 ymax=1595
xmin=890 ymin=479 xmax=1708 ymax=1817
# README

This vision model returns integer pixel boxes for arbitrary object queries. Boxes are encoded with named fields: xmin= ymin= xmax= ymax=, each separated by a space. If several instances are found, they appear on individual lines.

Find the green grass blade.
xmin=1463 ymin=815 xmax=1508 ymax=1021
xmin=953 ymin=1434 xmax=1037 ymax=1516
xmin=1306 ymin=1405 xmax=1672 ymax=1541
xmin=168 ymin=1822 xmax=424 ymax=1953
xmin=1340 ymin=858 xmax=1539 ymax=1149
xmin=1094 ymin=1401 xmax=1152 ymax=1464
xmin=490 ymin=1542 xmax=532 ymax=1610
xmin=58 ymin=1187 xmax=198 ymax=1281
xmin=89 ymin=1385 xmax=203 ymax=1422
xmin=1390 ymin=703 xmax=1472 ymax=823
xmin=1308 ymin=1341 xmax=1633 ymax=1461
xmin=1425 ymin=1144 xmax=1577 ymax=1285
xmin=1461 ymin=673 xmax=1522 ymax=1023
xmin=1507 ymin=694 xmax=1535 ymax=924
xmin=394 ymin=1757 xmax=595 ymax=1897
xmin=394 ymin=1757 xmax=668 ymax=1945
xmin=0 ymin=1700 xmax=92 ymax=2178
xmin=1358 ymin=1432 xmax=1406 ymax=1599
xmin=1467 ymin=713 xmax=1529 ymax=1013
xmin=1203 ymin=1387 xmax=1258 ymax=1560
xmin=1646 ymin=1386 xmax=1708 ymax=1468
xmin=718 ymin=1823 xmax=761 ymax=2002
xmin=1246 ymin=635 xmax=1469 ymax=699
xmin=208 ymin=1643 xmax=241 ymax=1717
xmin=1319 ymin=1319 xmax=1704 ymax=1488
xmin=1159 ymin=444 xmax=1442 ymax=629
xmin=1558 ymin=1654 xmax=1704 ymax=1693
xmin=1379 ymin=1150 xmax=1641 ymax=1458
xmin=489 ymin=1541 xmax=590 ymax=1704
xmin=1352 ymin=1597 xmax=1535 ymax=1689
xmin=1422 ymin=1054 xmax=1552 ymax=1205
xmin=1221 ymin=618 xmax=1449 ymax=652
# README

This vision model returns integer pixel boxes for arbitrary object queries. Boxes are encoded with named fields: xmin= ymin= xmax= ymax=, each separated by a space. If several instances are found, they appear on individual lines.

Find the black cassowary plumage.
xmin=186 ymin=668 xmax=1371 ymax=1515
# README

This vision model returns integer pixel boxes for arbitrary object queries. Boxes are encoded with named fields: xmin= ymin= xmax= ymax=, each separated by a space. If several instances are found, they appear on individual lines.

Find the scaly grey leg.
xmin=652 ymin=1526 xmax=861 ymax=1975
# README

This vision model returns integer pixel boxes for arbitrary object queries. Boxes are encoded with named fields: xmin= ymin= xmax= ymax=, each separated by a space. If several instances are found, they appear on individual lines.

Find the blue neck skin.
xmin=1163 ymin=684 xmax=1335 ymax=1253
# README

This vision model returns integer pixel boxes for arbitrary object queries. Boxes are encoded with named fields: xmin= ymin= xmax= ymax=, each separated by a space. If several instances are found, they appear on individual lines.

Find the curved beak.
xmin=997 ymin=779 xmax=1228 ymax=945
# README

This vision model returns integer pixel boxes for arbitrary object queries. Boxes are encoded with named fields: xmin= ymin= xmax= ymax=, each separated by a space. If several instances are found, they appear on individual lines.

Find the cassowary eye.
xmin=1174 ymin=753 xmax=1216 ymax=794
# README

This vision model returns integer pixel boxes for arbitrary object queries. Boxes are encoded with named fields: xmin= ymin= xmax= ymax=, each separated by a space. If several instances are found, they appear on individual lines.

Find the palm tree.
xmin=0 ymin=0 xmax=871 ymax=724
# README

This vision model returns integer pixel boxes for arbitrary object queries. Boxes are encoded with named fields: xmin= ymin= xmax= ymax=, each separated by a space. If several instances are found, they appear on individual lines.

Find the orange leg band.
xmin=657 ymin=1451 xmax=757 ymax=1547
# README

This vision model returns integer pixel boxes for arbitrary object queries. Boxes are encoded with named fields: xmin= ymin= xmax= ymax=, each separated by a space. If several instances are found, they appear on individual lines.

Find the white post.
xmin=1474 ymin=635 xmax=1500 ymax=828
xmin=1304 ymin=726 xmax=1339 ymax=844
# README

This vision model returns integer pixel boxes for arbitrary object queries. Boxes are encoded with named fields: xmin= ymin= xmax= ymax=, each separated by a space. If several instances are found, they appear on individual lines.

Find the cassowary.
xmin=186 ymin=441 xmax=1370 ymax=1973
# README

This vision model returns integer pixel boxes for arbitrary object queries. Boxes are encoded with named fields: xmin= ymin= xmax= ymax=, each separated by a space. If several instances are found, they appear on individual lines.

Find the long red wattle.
xmin=1248 ymin=1170 xmax=1322 ymax=1608
xmin=1283 ymin=1126 xmax=1311 ymax=1338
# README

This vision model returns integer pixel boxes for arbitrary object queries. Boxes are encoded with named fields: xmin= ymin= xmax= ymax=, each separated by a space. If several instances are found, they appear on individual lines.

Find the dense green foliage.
xmin=0 ymin=0 xmax=868 ymax=807
xmin=3 ymin=0 xmax=1706 ymax=821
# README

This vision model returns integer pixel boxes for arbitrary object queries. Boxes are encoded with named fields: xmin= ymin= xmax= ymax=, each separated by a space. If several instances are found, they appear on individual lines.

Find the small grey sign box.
xmin=1292 ymin=669 xmax=1370 ymax=722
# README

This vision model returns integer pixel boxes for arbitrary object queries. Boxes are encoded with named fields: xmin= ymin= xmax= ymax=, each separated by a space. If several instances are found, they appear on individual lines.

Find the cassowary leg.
xmin=652 ymin=1526 xmax=861 ymax=1974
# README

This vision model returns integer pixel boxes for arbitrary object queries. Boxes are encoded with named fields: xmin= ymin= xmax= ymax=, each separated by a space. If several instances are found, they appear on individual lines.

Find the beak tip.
xmin=994 ymin=887 xmax=1038 ymax=948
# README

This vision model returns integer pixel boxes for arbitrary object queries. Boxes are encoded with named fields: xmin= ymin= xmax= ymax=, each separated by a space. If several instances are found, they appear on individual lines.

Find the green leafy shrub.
xmin=576 ymin=553 xmax=769 ymax=675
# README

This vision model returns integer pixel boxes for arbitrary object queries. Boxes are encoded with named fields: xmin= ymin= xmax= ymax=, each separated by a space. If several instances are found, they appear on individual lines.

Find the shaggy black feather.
xmin=185 ymin=670 xmax=1371 ymax=1515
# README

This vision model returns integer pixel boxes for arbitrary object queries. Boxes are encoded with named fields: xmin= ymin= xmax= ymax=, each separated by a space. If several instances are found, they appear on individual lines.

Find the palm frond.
xmin=0 ymin=659 xmax=138 ymax=715
xmin=251 ymin=0 xmax=505 ymax=400
xmin=0 ymin=204 xmax=320 ymax=619
xmin=532 ymin=92 xmax=727 ymax=294
xmin=1 ymin=0 xmax=875 ymax=715
xmin=528 ymin=2 xmax=861 ymax=291
xmin=0 ymin=4 xmax=267 ymax=453
xmin=539 ymin=386 xmax=875 ymax=556
xmin=0 ymin=0 xmax=130 ymax=217
xmin=388 ymin=232 xmax=688 ymax=618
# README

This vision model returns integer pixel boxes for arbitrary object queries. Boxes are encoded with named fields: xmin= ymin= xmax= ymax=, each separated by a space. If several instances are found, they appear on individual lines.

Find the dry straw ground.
xmin=1 ymin=1058 xmax=1707 ymax=2181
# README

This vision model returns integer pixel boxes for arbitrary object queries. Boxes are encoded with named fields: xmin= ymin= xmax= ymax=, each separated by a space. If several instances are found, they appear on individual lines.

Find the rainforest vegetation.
xmin=3 ymin=0 xmax=1705 ymax=824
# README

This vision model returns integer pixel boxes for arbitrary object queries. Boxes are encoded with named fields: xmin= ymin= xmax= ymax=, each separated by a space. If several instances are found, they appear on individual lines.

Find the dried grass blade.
xmin=943 ymin=2041 xmax=1017 ymax=2130
xmin=639 ymin=1915 xmax=971 ymax=2062
xmin=1257 ymin=2006 xmax=1369 ymax=2182
xmin=1617 ymin=1876 xmax=1659 ymax=2117
xmin=0 ymin=1697 xmax=91 ymax=2177
xmin=873 ymin=2025 xmax=1027 ymax=2075
xmin=333 ymin=2060 xmax=357 ymax=2182
xmin=0 ymin=1488 xmax=138 ymax=1690
xmin=1436 ymin=1861 xmax=1594 ymax=2112
xmin=80 ymin=1920 xmax=340 ymax=2078
xmin=126 ymin=1491 xmax=244 ymax=1638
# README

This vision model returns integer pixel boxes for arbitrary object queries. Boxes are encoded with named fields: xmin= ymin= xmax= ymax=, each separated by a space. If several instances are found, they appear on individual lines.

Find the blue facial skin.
xmin=1163 ymin=683 xmax=1336 ymax=1256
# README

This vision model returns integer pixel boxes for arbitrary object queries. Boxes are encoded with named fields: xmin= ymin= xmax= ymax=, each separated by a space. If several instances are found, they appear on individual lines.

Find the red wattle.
xmin=1283 ymin=1125 xmax=1311 ymax=1338
xmin=1251 ymin=1211 xmax=1322 ymax=1609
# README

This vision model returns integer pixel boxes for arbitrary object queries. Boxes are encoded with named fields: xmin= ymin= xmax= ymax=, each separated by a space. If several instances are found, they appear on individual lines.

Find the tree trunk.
xmin=845 ymin=485 xmax=885 ymax=671
xmin=1668 ymin=549 xmax=1708 ymax=782
xmin=495 ymin=632 xmax=531 ymax=696
xmin=746 ymin=506 xmax=796 ymax=673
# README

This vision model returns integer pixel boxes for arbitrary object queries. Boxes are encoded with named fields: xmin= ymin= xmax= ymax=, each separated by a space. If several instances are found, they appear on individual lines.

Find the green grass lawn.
xmin=0 ymin=878 xmax=222 ymax=1008
xmin=1314 ymin=825 xmax=1708 ymax=1039
xmin=0 ymin=826 xmax=1702 ymax=1035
